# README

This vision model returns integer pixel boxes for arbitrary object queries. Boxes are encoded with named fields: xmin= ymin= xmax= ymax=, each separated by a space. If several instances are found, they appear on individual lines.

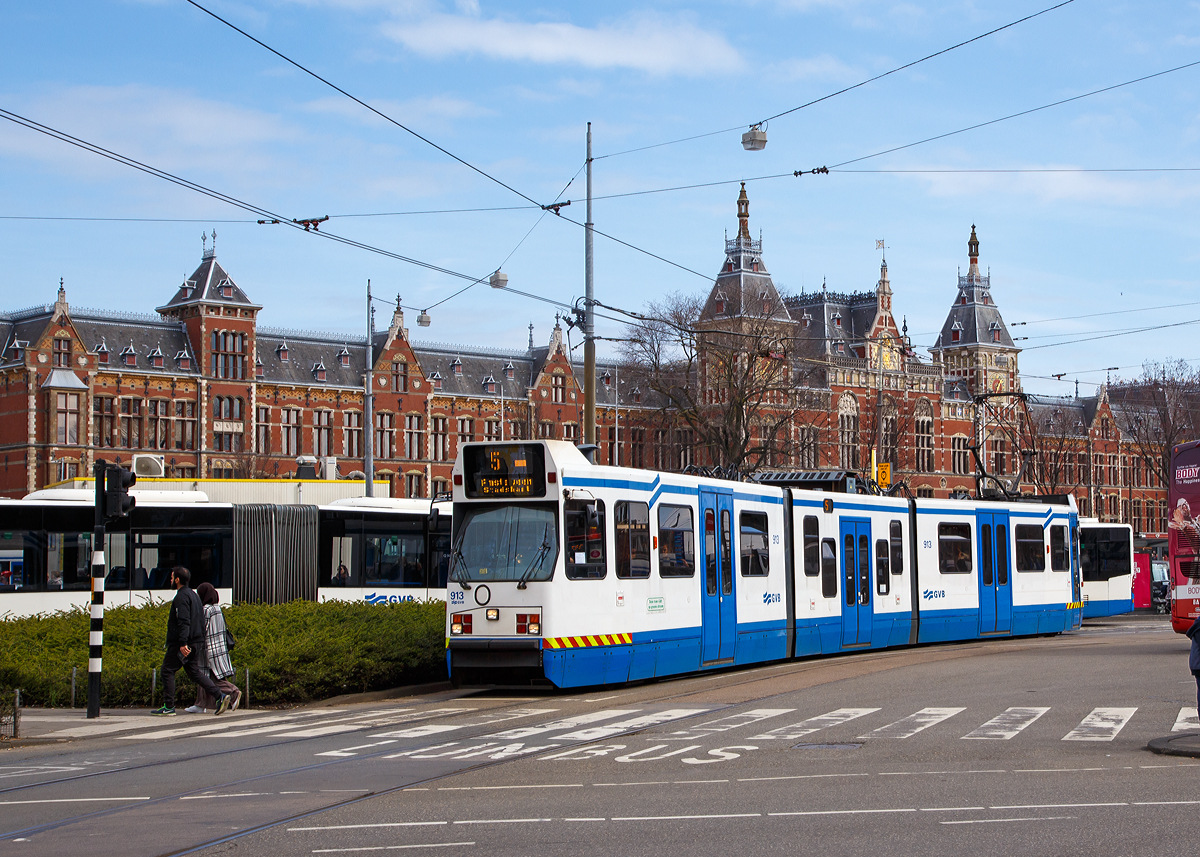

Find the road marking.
xmin=180 ymin=792 xmax=268 ymax=800
xmin=738 ymin=773 xmax=869 ymax=782
xmin=1013 ymin=768 xmax=1105 ymax=772
xmin=962 ymin=707 xmax=1049 ymax=740
xmin=285 ymin=709 xmax=469 ymax=738
xmin=1133 ymin=800 xmax=1200 ymax=805
xmin=593 ymin=781 xmax=670 ymax=787
xmin=565 ymin=817 xmax=605 ymax=822
xmin=556 ymin=709 xmax=711 ymax=742
xmin=918 ymin=807 xmax=986 ymax=812
xmin=770 ymin=809 xmax=916 ymax=817
xmin=315 ymin=740 xmax=398 ymax=758
xmin=218 ymin=710 xmax=419 ymax=740
xmin=860 ymin=708 xmax=965 ymax=739
xmin=663 ymin=709 xmax=792 ymax=740
xmin=312 ymin=843 xmax=474 ymax=853
xmin=452 ymin=818 xmax=552 ymax=825
xmin=487 ymin=710 xmax=642 ymax=740
xmin=132 ymin=712 xmax=312 ymax=740
xmin=991 ymin=802 xmax=1126 ymax=809
xmin=1173 ymin=707 xmax=1199 ymax=732
xmin=613 ymin=813 xmax=760 ymax=821
xmin=1062 ymin=708 xmax=1137 ymax=741
xmin=291 ymin=822 xmax=448 ymax=832
xmin=437 ymin=784 xmax=583 ymax=791
xmin=0 ymin=797 xmax=149 ymax=805
xmin=752 ymin=708 xmax=879 ymax=740
xmin=675 ymin=779 xmax=728 ymax=784
xmin=880 ymin=770 xmax=1005 ymax=776
xmin=941 ymin=816 xmax=1074 ymax=825
xmin=372 ymin=709 xmax=556 ymax=739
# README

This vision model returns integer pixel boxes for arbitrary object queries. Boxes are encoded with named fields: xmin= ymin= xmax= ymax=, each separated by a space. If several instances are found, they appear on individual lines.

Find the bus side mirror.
xmin=429 ymin=507 xmax=440 ymax=532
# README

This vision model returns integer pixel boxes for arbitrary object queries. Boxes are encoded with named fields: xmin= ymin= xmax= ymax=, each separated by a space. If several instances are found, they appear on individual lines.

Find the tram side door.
xmin=840 ymin=519 xmax=873 ymax=647
xmin=699 ymin=488 xmax=736 ymax=664
xmin=977 ymin=511 xmax=1013 ymax=634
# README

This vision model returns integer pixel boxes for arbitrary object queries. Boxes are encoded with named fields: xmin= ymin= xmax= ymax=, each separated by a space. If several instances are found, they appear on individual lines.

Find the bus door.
xmin=699 ymin=488 xmax=736 ymax=664
xmin=840 ymin=519 xmax=872 ymax=646
xmin=977 ymin=511 xmax=1012 ymax=634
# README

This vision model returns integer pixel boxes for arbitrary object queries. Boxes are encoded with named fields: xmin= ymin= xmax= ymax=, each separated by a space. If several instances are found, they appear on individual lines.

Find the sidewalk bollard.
xmin=244 ymin=667 xmax=250 ymax=710
xmin=71 ymin=666 xmax=77 ymax=709
xmin=151 ymin=668 xmax=157 ymax=707
xmin=12 ymin=690 xmax=18 ymax=740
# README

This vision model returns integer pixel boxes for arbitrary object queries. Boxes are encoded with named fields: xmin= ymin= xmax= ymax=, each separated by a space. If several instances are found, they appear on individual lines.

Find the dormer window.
xmin=504 ymin=362 xmax=515 ymax=380
xmin=837 ymin=342 xmax=845 ymax=355
xmin=255 ymin=357 xmax=263 ymax=379
xmin=428 ymin=371 xmax=443 ymax=391
xmin=952 ymin=330 xmax=961 ymax=343
xmin=451 ymin=358 xmax=463 ymax=377
xmin=217 ymin=278 xmax=234 ymax=299
xmin=148 ymin=347 xmax=164 ymax=369
xmin=120 ymin=342 xmax=137 ymax=367
xmin=7 ymin=340 xmax=26 ymax=361
xmin=176 ymin=350 xmax=191 ymax=371
xmin=802 ymin=312 xmax=812 ymax=329
xmin=715 ymin=300 xmax=725 ymax=314
xmin=833 ymin=313 xmax=842 ymax=328
xmin=95 ymin=340 xmax=109 ymax=365
xmin=182 ymin=280 xmax=196 ymax=299
xmin=961 ymin=295 xmax=968 ymax=305
xmin=277 ymin=343 xmax=289 ymax=362
xmin=338 ymin=346 xmax=350 ymax=367
xmin=313 ymin=360 xmax=327 ymax=382
xmin=632 ymin=387 xmax=641 ymax=404
xmin=602 ymin=371 xmax=612 ymax=387
xmin=483 ymin=374 xmax=496 ymax=394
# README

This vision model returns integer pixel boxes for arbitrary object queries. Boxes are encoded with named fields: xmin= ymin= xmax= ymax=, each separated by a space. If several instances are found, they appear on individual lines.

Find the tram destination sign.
xmin=463 ymin=444 xmax=547 ymax=499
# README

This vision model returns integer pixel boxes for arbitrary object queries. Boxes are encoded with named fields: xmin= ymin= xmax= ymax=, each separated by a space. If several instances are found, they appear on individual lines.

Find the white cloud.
xmin=303 ymin=94 xmax=493 ymax=129
xmin=379 ymin=11 xmax=744 ymax=75
xmin=769 ymin=53 xmax=862 ymax=82
xmin=910 ymin=163 xmax=1200 ymax=207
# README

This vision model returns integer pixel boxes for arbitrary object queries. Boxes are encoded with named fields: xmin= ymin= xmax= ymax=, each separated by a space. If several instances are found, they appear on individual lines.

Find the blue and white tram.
xmin=446 ymin=441 xmax=1084 ymax=688
xmin=1077 ymin=519 xmax=1134 ymax=617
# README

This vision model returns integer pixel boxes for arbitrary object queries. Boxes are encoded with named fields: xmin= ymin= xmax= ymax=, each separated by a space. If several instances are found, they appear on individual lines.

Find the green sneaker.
xmin=150 ymin=705 xmax=176 ymax=716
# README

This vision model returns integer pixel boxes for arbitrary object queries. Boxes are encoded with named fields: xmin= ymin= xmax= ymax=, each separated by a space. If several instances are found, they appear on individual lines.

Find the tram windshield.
xmin=454 ymin=504 xmax=558 ymax=583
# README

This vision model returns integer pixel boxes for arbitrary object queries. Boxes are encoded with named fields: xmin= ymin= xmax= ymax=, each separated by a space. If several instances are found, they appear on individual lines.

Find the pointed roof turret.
xmin=699 ymin=185 xmax=790 ymax=323
xmin=737 ymin=182 xmax=751 ymax=241
xmin=157 ymin=248 xmax=261 ymax=314
xmin=931 ymin=225 xmax=1017 ymax=354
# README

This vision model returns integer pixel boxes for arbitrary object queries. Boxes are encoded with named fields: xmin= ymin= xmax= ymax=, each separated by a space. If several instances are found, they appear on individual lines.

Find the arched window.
xmin=838 ymin=393 xmax=859 ymax=471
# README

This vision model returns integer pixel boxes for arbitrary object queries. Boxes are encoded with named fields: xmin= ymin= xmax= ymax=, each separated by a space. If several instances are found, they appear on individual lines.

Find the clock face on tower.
xmin=992 ymin=376 xmax=1004 ymax=392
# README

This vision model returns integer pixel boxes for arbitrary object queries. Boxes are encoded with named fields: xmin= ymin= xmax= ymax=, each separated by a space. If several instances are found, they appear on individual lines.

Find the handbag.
xmin=225 ymin=628 xmax=237 ymax=651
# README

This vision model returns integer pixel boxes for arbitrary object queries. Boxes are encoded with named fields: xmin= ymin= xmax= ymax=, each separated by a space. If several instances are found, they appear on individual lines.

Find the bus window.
xmin=565 ymin=500 xmax=607 ymax=580
xmin=1015 ymin=524 xmax=1046 ymax=572
xmin=740 ymin=512 xmax=769 ymax=577
xmin=1080 ymin=527 xmax=1132 ymax=582
xmin=48 ymin=531 xmax=93 ymax=591
xmin=658 ymin=505 xmax=695 ymax=578
xmin=938 ymin=523 xmax=972 ymax=573
xmin=615 ymin=501 xmax=650 ymax=579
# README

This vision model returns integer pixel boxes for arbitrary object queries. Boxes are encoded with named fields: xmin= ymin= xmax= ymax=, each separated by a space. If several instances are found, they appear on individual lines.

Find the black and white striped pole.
xmin=88 ymin=460 xmax=135 ymax=719
xmin=88 ymin=460 xmax=106 ymax=719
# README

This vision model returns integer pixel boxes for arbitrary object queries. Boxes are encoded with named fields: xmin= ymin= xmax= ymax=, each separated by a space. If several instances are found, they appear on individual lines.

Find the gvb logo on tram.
xmin=1169 ymin=441 xmax=1200 ymax=633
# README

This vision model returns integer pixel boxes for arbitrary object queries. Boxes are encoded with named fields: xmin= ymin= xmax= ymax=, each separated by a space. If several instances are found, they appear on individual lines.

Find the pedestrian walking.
xmin=186 ymin=583 xmax=242 ymax=714
xmin=150 ymin=567 xmax=231 ymax=717
xmin=1188 ymin=614 xmax=1200 ymax=720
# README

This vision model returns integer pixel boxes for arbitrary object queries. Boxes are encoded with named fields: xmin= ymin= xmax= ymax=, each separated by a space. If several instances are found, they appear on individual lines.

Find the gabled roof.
xmin=157 ymin=253 xmax=262 ymax=313
xmin=931 ymin=228 xmax=1018 ymax=353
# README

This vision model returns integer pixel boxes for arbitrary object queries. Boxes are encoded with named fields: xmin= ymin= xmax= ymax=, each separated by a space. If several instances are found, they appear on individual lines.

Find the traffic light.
xmin=103 ymin=463 xmax=136 ymax=519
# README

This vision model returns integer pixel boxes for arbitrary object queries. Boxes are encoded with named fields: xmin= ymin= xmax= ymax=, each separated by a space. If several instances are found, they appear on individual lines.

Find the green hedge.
xmin=0 ymin=599 xmax=447 ymax=708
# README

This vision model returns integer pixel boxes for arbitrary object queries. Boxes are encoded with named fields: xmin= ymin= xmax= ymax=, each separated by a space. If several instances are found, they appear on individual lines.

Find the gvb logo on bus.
xmin=364 ymin=593 xmax=417 ymax=604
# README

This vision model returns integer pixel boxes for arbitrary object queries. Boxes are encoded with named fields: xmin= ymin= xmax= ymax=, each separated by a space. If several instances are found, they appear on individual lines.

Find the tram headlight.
xmin=450 ymin=613 xmax=472 ymax=635
xmin=486 ymin=608 xmax=499 ymax=621
xmin=527 ymin=614 xmax=540 ymax=636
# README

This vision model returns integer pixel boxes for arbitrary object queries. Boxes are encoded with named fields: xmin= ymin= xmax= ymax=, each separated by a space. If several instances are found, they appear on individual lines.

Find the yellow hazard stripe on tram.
xmin=1067 ymin=601 xmax=1084 ymax=610
xmin=544 ymin=633 xmax=633 ymax=650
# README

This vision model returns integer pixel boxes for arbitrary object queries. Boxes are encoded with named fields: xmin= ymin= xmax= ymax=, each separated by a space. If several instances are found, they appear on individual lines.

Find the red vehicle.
xmin=1169 ymin=440 xmax=1200 ymax=632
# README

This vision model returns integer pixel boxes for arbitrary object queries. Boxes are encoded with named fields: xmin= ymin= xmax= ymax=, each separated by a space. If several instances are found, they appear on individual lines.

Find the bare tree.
xmin=1024 ymin=400 xmax=1087 ymax=495
xmin=620 ymin=291 xmax=803 ymax=472
xmin=1110 ymin=359 xmax=1200 ymax=488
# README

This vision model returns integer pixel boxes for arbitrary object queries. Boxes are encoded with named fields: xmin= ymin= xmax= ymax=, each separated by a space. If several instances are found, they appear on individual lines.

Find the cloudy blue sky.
xmin=3 ymin=0 xmax=1200 ymax=396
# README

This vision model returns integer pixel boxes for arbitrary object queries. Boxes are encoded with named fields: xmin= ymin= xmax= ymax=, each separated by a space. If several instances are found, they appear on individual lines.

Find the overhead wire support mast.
xmin=584 ymin=123 xmax=596 ymax=447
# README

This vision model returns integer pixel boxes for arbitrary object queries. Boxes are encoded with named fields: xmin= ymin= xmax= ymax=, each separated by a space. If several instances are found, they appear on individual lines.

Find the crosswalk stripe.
xmin=663 ymin=709 xmax=794 ymax=741
xmin=962 ymin=707 xmax=1050 ymax=740
xmin=556 ymin=709 xmax=711 ymax=742
xmin=126 ymin=711 xmax=322 ymax=741
xmin=1062 ymin=707 xmax=1137 ymax=741
xmin=282 ymin=708 xmax=471 ymax=738
xmin=1173 ymin=707 xmax=1199 ymax=733
xmin=861 ymin=708 xmax=965 ymax=739
xmin=751 ymin=708 xmax=879 ymax=741
xmin=215 ymin=709 xmax=412 ymax=739
xmin=371 ymin=709 xmax=559 ymax=739
xmin=488 ymin=710 xmax=643 ymax=740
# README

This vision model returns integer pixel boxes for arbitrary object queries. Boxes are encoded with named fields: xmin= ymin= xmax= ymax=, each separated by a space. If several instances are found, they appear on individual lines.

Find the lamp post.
xmin=364 ymin=280 xmax=374 ymax=498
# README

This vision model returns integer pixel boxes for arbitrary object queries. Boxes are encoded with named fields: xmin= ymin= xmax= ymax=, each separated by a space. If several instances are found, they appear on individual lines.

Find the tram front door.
xmin=840 ymin=519 xmax=873 ymax=647
xmin=699 ymin=488 xmax=736 ymax=664
xmin=977 ymin=510 xmax=1013 ymax=634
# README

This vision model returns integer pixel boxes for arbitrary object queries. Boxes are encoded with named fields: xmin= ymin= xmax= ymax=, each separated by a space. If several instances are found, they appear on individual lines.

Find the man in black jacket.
xmin=151 ymin=566 xmax=230 ymax=716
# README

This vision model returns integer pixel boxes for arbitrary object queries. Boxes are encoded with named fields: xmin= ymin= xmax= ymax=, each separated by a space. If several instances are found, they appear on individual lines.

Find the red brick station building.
xmin=0 ymin=193 xmax=1168 ymax=543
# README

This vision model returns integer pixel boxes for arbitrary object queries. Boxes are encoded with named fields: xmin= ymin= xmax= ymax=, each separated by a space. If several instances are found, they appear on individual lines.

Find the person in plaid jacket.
xmin=185 ymin=582 xmax=243 ymax=714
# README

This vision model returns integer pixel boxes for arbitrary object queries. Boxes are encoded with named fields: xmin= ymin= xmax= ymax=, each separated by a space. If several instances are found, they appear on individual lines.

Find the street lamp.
xmin=742 ymin=123 xmax=767 ymax=151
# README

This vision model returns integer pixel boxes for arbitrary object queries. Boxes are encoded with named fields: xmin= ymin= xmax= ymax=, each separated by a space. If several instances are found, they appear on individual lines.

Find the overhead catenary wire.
xmin=595 ymin=0 xmax=1078 ymax=160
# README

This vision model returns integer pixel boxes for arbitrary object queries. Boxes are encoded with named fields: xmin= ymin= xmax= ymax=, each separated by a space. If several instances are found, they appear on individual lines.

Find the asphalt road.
xmin=3 ymin=614 xmax=1197 ymax=857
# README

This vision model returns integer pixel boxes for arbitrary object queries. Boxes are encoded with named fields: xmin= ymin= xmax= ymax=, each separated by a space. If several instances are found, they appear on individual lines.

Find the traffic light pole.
xmin=88 ymin=461 xmax=107 ymax=719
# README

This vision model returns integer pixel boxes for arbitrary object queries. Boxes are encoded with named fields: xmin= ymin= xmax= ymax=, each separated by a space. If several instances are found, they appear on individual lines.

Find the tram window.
xmin=565 ymin=500 xmax=607 ymax=580
xmin=1015 ymin=525 xmax=1046 ymax=572
xmin=844 ymin=534 xmax=855 ymax=606
xmin=821 ymin=539 xmax=838 ymax=598
xmin=615 ymin=501 xmax=650 ymax=579
xmin=658 ymin=505 xmax=695 ymax=578
xmin=1050 ymin=526 xmax=1069 ymax=571
xmin=803 ymin=516 xmax=820 ymax=577
xmin=859 ymin=534 xmax=871 ymax=604
xmin=981 ymin=524 xmax=993 ymax=586
xmin=938 ymin=523 xmax=972 ymax=573
xmin=740 ymin=512 xmax=770 ymax=577
xmin=876 ymin=538 xmax=890 ymax=596
xmin=720 ymin=510 xmax=733 ymax=595
xmin=705 ymin=510 xmax=718 ymax=595
xmin=889 ymin=520 xmax=904 ymax=575
xmin=996 ymin=524 xmax=1008 ymax=585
